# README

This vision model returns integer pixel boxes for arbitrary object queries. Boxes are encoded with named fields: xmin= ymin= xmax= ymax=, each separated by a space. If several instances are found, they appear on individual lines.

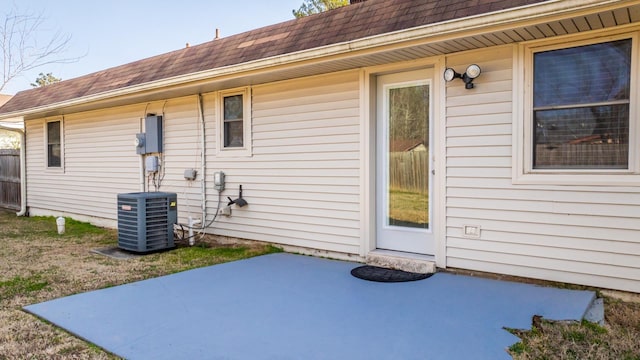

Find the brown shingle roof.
xmin=0 ymin=0 xmax=547 ymax=115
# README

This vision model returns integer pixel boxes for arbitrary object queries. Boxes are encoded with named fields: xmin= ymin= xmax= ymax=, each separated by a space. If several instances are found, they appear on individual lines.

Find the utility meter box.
xmin=145 ymin=115 xmax=163 ymax=153
xmin=135 ymin=133 xmax=146 ymax=154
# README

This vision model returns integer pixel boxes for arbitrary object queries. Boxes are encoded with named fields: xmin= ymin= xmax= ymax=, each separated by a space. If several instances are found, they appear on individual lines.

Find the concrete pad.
xmin=584 ymin=297 xmax=605 ymax=325
xmin=24 ymin=253 xmax=595 ymax=360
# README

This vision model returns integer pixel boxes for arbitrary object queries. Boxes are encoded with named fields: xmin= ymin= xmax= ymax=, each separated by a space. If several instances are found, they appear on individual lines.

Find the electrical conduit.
xmin=198 ymin=94 xmax=207 ymax=227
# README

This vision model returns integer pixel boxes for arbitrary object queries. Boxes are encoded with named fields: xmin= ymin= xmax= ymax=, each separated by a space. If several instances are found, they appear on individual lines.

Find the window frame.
xmin=44 ymin=117 xmax=64 ymax=170
xmin=216 ymin=87 xmax=252 ymax=157
xmin=514 ymin=31 xmax=640 ymax=186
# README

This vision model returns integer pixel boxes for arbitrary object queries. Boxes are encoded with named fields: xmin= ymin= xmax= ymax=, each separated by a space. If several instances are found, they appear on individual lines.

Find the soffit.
xmin=280 ymin=3 xmax=640 ymax=76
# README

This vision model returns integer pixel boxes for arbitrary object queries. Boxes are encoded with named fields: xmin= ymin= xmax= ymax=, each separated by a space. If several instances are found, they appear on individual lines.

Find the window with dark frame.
xmin=47 ymin=120 xmax=61 ymax=168
xmin=532 ymin=39 xmax=631 ymax=170
xmin=223 ymin=94 xmax=244 ymax=148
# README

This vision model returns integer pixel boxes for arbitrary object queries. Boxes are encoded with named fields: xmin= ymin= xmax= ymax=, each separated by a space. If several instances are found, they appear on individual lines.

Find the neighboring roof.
xmin=0 ymin=94 xmax=11 ymax=107
xmin=389 ymin=140 xmax=426 ymax=152
xmin=0 ymin=0 xmax=550 ymax=115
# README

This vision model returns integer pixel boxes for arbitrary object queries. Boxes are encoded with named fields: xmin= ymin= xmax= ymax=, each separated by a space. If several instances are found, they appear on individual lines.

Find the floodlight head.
xmin=443 ymin=68 xmax=460 ymax=82
xmin=465 ymin=64 xmax=481 ymax=79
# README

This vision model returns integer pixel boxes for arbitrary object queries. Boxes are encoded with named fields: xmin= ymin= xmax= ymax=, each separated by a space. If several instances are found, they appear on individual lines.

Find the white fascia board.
xmin=0 ymin=115 xmax=24 ymax=130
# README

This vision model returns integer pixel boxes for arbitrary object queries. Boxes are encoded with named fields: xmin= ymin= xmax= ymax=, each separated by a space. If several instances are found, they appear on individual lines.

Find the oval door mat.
xmin=350 ymin=265 xmax=433 ymax=283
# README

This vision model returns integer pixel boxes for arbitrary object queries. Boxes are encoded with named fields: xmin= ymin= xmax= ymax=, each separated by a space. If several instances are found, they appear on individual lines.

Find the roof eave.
xmin=0 ymin=0 xmax=626 ymax=120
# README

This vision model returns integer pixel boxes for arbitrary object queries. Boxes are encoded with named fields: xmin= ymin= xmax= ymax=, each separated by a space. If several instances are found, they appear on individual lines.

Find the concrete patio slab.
xmin=24 ymin=253 xmax=595 ymax=359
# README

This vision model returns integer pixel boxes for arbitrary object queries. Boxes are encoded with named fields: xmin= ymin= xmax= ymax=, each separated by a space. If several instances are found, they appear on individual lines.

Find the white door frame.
xmin=359 ymin=58 xmax=447 ymax=267
xmin=376 ymin=70 xmax=434 ymax=254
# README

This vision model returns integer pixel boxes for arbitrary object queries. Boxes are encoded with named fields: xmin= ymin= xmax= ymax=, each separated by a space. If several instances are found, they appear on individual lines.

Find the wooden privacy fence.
xmin=535 ymin=144 xmax=628 ymax=168
xmin=0 ymin=149 xmax=21 ymax=210
xmin=389 ymin=151 xmax=428 ymax=193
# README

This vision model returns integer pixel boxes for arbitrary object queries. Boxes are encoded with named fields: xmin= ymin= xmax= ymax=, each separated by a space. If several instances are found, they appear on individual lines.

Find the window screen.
xmin=47 ymin=121 xmax=61 ymax=167
xmin=533 ymin=39 xmax=631 ymax=169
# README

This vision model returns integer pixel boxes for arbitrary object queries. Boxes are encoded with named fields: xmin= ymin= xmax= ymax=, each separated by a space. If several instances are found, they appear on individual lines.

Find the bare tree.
xmin=0 ymin=7 xmax=78 ymax=92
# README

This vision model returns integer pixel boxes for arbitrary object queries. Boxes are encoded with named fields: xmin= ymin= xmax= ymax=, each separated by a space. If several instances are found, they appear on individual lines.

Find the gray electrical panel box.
xmin=184 ymin=169 xmax=197 ymax=180
xmin=145 ymin=115 xmax=163 ymax=153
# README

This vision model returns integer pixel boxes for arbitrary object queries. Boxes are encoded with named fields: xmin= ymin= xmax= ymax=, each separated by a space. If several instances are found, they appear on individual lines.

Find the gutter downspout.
xmin=0 ymin=123 xmax=26 ymax=216
xmin=138 ymin=117 xmax=145 ymax=192
xmin=197 ymin=94 xmax=207 ymax=225
xmin=17 ymin=129 xmax=25 ymax=216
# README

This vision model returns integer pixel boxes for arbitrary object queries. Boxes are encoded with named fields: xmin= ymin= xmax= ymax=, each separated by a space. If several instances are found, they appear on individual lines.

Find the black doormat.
xmin=350 ymin=265 xmax=433 ymax=283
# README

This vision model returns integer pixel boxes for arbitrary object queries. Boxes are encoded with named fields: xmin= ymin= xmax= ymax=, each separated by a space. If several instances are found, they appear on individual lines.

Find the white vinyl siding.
xmin=26 ymin=107 xmax=141 ymax=222
xmin=151 ymin=97 xmax=203 ymax=222
xmin=202 ymin=71 xmax=361 ymax=254
xmin=445 ymin=45 xmax=640 ymax=292
xmin=25 ymin=97 xmax=204 ymax=226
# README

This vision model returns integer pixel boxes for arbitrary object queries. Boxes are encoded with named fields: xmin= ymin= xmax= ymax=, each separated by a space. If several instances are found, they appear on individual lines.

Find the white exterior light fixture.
xmin=443 ymin=64 xmax=482 ymax=89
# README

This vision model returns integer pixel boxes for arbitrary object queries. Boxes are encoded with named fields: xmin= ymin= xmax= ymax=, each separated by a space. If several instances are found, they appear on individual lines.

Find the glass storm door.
xmin=376 ymin=69 xmax=434 ymax=255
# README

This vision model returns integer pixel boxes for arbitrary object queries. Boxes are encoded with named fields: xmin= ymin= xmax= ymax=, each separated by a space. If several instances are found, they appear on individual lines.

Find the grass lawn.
xmin=388 ymin=188 xmax=428 ymax=228
xmin=0 ymin=210 xmax=280 ymax=358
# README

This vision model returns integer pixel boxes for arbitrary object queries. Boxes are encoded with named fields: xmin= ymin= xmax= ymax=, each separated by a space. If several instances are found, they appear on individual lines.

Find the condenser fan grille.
xmin=117 ymin=192 xmax=177 ymax=253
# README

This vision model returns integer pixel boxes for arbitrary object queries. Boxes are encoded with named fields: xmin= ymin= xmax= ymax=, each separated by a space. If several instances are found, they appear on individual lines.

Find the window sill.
xmin=216 ymin=147 xmax=252 ymax=158
xmin=45 ymin=167 xmax=65 ymax=173
xmin=513 ymin=171 xmax=640 ymax=187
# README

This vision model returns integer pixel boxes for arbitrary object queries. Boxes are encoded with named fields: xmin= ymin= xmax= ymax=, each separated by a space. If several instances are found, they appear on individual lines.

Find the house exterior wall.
xmin=21 ymin=32 xmax=640 ymax=292
xmin=24 ymin=71 xmax=362 ymax=255
xmin=444 ymin=44 xmax=640 ymax=293
xmin=25 ymin=107 xmax=140 ymax=225
xmin=25 ymin=96 xmax=205 ymax=226
xmin=202 ymin=71 xmax=362 ymax=255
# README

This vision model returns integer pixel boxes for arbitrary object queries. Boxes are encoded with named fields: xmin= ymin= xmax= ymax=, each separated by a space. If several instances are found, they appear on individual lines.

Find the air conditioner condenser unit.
xmin=117 ymin=192 xmax=177 ymax=253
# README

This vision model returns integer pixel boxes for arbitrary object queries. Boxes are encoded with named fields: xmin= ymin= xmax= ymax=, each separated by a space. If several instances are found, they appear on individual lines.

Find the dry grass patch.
xmin=0 ymin=210 xmax=280 ymax=359
xmin=509 ymin=298 xmax=640 ymax=360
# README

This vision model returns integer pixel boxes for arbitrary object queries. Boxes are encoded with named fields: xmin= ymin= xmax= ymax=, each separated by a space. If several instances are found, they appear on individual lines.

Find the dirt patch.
xmin=0 ymin=211 xmax=280 ymax=358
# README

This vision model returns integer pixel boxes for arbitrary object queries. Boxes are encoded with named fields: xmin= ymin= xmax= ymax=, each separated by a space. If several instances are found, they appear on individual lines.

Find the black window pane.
xmin=47 ymin=121 xmax=60 ymax=144
xmin=224 ymin=120 xmax=243 ymax=148
xmin=534 ymin=105 xmax=629 ymax=169
xmin=224 ymin=95 xmax=243 ymax=120
xmin=48 ymin=144 xmax=61 ymax=167
xmin=534 ymin=39 xmax=631 ymax=108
